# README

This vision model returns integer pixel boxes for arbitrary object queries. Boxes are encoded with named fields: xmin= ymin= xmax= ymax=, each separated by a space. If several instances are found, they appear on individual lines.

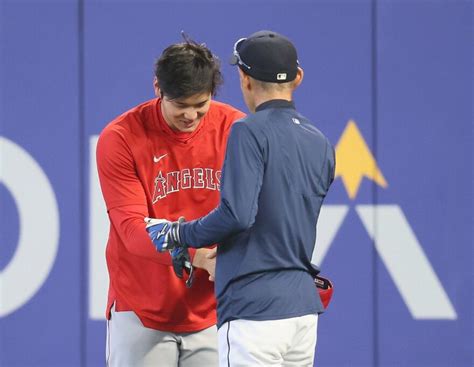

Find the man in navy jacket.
xmin=147 ymin=30 xmax=335 ymax=366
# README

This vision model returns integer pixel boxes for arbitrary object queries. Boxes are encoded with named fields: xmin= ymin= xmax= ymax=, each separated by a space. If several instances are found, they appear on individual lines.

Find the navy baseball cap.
xmin=230 ymin=30 xmax=299 ymax=83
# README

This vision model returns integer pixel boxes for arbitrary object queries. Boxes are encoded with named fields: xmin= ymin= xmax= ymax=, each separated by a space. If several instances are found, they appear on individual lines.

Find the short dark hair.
xmin=154 ymin=40 xmax=223 ymax=100
xmin=253 ymin=79 xmax=293 ymax=92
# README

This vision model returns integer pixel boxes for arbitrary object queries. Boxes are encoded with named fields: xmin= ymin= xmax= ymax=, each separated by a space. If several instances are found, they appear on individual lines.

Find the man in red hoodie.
xmin=96 ymin=36 xmax=244 ymax=366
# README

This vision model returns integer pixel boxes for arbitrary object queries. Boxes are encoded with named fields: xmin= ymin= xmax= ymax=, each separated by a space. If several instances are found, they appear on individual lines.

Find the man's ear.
xmin=293 ymin=67 xmax=304 ymax=89
xmin=238 ymin=68 xmax=252 ymax=91
xmin=153 ymin=77 xmax=162 ymax=97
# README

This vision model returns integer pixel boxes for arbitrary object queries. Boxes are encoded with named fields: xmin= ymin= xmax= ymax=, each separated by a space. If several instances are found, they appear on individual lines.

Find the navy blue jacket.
xmin=180 ymin=99 xmax=335 ymax=327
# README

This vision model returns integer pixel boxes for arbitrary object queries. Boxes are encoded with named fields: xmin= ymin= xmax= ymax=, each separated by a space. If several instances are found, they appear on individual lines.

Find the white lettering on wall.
xmin=0 ymin=137 xmax=59 ymax=317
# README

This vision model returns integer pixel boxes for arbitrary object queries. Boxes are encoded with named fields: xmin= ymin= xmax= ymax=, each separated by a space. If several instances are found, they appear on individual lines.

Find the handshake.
xmin=144 ymin=217 xmax=194 ymax=287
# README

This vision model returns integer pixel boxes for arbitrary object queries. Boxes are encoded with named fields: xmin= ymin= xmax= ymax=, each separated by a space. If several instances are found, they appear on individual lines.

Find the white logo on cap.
xmin=292 ymin=118 xmax=301 ymax=124
xmin=277 ymin=73 xmax=287 ymax=80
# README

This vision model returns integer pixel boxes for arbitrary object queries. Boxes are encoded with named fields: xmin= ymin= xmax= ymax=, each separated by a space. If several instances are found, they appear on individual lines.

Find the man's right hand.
xmin=145 ymin=217 xmax=195 ymax=287
xmin=145 ymin=217 xmax=181 ymax=252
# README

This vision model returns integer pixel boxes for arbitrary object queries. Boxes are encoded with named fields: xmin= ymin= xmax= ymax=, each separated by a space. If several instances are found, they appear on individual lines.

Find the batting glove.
xmin=170 ymin=245 xmax=194 ymax=288
xmin=145 ymin=217 xmax=195 ymax=287
xmin=145 ymin=217 xmax=182 ymax=252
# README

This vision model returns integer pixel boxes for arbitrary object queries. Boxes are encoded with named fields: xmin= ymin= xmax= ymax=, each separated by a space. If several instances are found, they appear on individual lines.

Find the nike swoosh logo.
xmin=153 ymin=153 xmax=168 ymax=163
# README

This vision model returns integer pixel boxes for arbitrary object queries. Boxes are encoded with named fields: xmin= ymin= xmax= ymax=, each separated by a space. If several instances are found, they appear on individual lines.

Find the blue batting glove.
xmin=170 ymin=246 xmax=195 ymax=288
xmin=145 ymin=217 xmax=174 ymax=252
xmin=145 ymin=217 xmax=194 ymax=287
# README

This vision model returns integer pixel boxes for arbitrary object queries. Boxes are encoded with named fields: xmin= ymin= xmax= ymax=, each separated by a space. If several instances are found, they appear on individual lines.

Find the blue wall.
xmin=0 ymin=0 xmax=472 ymax=366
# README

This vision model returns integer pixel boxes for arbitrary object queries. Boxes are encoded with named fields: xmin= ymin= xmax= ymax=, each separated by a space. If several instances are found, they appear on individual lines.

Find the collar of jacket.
xmin=255 ymin=99 xmax=295 ymax=112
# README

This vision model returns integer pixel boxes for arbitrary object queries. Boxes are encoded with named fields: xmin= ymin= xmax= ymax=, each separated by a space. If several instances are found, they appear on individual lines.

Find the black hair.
xmin=154 ymin=37 xmax=223 ymax=100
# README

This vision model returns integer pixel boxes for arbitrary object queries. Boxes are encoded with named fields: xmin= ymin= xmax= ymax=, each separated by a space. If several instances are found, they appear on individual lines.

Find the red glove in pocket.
xmin=315 ymin=275 xmax=334 ymax=309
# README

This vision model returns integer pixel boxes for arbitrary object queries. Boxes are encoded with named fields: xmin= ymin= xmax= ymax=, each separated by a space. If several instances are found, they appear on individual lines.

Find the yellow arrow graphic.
xmin=335 ymin=120 xmax=388 ymax=199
